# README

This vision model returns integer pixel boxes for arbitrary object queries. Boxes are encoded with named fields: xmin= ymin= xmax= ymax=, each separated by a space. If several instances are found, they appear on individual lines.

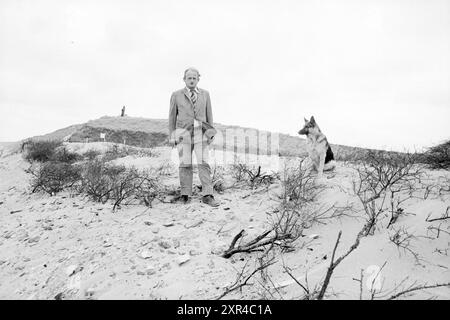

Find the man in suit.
xmin=169 ymin=68 xmax=219 ymax=206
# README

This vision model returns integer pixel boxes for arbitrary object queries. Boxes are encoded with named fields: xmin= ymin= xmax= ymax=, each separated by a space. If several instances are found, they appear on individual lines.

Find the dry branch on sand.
xmin=425 ymin=208 xmax=450 ymax=239
xmin=228 ymin=162 xmax=278 ymax=189
xmin=426 ymin=206 xmax=450 ymax=223
xmin=278 ymin=219 xmax=448 ymax=300
xmin=387 ymin=282 xmax=450 ymax=300
xmin=282 ymin=265 xmax=317 ymax=300
xmin=221 ymin=229 xmax=291 ymax=259
xmin=357 ymin=273 xmax=450 ymax=300
xmin=274 ymin=222 xmax=369 ymax=300
xmin=216 ymin=256 xmax=277 ymax=300
xmin=316 ymin=227 xmax=367 ymax=300
xmin=389 ymin=227 xmax=424 ymax=265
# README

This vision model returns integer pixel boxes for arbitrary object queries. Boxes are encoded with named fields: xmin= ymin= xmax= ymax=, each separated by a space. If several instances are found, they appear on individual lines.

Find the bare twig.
xmin=317 ymin=223 xmax=368 ymax=300
xmin=216 ymin=257 xmax=277 ymax=300
xmin=389 ymin=227 xmax=424 ymax=265
xmin=283 ymin=266 xmax=310 ymax=298
xmin=426 ymin=206 xmax=450 ymax=222
xmin=352 ymin=269 xmax=364 ymax=300
xmin=387 ymin=282 xmax=450 ymax=300
xmin=221 ymin=229 xmax=290 ymax=259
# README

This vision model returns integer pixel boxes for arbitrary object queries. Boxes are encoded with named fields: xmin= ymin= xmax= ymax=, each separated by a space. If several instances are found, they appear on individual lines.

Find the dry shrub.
xmin=228 ymin=162 xmax=249 ymax=183
xmin=212 ymin=165 xmax=226 ymax=193
xmin=269 ymin=158 xmax=338 ymax=247
xmin=52 ymin=147 xmax=82 ymax=163
xmin=134 ymin=170 xmax=162 ymax=208
xmin=279 ymin=158 xmax=319 ymax=203
xmin=28 ymin=161 xmax=82 ymax=195
xmin=23 ymin=140 xmax=62 ymax=162
xmin=79 ymin=159 xmax=125 ymax=203
xmin=25 ymin=144 xmax=163 ymax=210
xmin=79 ymin=158 xmax=162 ymax=210
xmin=109 ymin=167 xmax=161 ymax=211
xmin=23 ymin=140 xmax=82 ymax=164
xmin=423 ymin=140 xmax=450 ymax=170
xmin=81 ymin=149 xmax=102 ymax=161
xmin=103 ymin=144 xmax=157 ymax=162
xmin=228 ymin=162 xmax=277 ymax=189
xmin=155 ymin=162 xmax=174 ymax=176
xmin=103 ymin=144 xmax=129 ymax=161
xmin=268 ymin=159 xmax=317 ymax=244
xmin=352 ymin=150 xmax=423 ymax=236
xmin=127 ymin=147 xmax=158 ymax=158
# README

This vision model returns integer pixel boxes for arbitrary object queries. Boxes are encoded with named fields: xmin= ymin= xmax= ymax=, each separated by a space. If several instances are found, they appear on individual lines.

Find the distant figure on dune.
xmin=121 ymin=106 xmax=126 ymax=117
xmin=168 ymin=67 xmax=219 ymax=207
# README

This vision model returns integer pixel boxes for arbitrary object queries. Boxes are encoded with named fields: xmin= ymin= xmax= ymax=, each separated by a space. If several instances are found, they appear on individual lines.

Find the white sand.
xmin=0 ymin=143 xmax=449 ymax=299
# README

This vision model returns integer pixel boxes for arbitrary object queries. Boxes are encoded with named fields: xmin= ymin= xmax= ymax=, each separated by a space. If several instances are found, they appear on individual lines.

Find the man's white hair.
xmin=183 ymin=67 xmax=201 ymax=79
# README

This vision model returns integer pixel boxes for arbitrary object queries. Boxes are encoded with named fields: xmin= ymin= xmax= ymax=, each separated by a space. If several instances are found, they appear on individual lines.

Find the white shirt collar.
xmin=185 ymin=87 xmax=199 ymax=94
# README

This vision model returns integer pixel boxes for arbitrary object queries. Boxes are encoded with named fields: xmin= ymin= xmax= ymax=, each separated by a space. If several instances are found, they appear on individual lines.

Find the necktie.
xmin=190 ymin=90 xmax=197 ymax=105
xmin=190 ymin=89 xmax=200 ymax=128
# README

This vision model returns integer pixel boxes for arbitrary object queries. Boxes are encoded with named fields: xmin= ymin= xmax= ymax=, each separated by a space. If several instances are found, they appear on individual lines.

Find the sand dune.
xmin=0 ymin=143 xmax=449 ymax=300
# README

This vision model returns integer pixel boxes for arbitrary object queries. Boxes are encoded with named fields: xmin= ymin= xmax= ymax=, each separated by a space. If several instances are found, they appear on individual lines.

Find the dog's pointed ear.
xmin=304 ymin=117 xmax=308 ymax=123
xmin=310 ymin=116 xmax=315 ymax=123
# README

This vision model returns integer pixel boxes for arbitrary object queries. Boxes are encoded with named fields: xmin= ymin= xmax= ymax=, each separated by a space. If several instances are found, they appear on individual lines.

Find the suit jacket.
xmin=169 ymin=88 xmax=216 ymax=143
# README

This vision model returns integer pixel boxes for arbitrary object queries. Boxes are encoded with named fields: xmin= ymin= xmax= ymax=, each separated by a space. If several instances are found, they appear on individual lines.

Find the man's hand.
xmin=169 ymin=138 xmax=177 ymax=147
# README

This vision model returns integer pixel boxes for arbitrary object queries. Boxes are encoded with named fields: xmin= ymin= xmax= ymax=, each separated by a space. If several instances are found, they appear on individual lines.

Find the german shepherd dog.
xmin=298 ymin=116 xmax=335 ymax=178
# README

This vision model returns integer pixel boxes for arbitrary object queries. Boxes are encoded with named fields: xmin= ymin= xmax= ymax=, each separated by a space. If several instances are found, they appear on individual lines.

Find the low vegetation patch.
xmin=22 ymin=139 xmax=82 ymax=163
xmin=23 ymin=140 xmax=162 ymax=211
xmin=79 ymin=159 xmax=162 ymax=211
xmin=422 ymin=140 xmax=450 ymax=170
xmin=28 ymin=161 xmax=82 ymax=195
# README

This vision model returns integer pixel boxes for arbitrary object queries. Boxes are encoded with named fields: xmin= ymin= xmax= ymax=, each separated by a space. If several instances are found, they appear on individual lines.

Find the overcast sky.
xmin=1 ymin=0 xmax=449 ymax=151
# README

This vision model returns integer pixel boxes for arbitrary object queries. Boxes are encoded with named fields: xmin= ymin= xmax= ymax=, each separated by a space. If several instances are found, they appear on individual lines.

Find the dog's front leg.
xmin=317 ymin=152 xmax=325 ymax=179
